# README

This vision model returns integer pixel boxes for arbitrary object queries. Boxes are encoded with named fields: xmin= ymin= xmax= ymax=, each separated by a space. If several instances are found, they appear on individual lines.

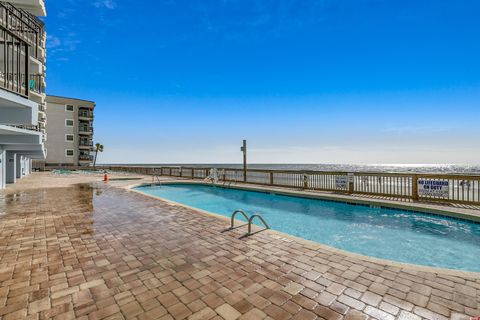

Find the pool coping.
xmin=130 ymin=180 xmax=480 ymax=223
xmin=126 ymin=180 xmax=480 ymax=278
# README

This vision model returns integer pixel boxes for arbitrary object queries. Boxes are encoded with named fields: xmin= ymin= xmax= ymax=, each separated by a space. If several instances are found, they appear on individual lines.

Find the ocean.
xmin=105 ymin=164 xmax=480 ymax=174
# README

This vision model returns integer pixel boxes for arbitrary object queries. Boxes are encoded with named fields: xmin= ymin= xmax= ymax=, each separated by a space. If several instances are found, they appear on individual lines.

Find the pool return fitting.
xmin=227 ymin=209 xmax=270 ymax=237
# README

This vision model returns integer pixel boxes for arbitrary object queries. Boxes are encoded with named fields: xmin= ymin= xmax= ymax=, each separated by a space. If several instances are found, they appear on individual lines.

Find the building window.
xmin=65 ymin=149 xmax=74 ymax=157
xmin=65 ymin=105 xmax=74 ymax=112
xmin=65 ymin=134 xmax=74 ymax=142
xmin=66 ymin=119 xmax=74 ymax=127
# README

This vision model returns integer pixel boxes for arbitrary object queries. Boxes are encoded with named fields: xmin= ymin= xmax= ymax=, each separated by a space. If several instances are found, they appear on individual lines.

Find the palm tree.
xmin=93 ymin=143 xmax=104 ymax=168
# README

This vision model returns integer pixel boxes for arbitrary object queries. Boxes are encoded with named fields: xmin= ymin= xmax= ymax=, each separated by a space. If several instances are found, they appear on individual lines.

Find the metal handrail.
xmin=152 ymin=175 xmax=161 ymax=185
xmin=230 ymin=209 xmax=249 ymax=229
xmin=247 ymin=214 xmax=270 ymax=235
xmin=151 ymin=170 xmax=161 ymax=185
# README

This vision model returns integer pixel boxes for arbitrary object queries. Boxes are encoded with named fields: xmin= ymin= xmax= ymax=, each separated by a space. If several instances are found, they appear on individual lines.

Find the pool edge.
xmin=129 ymin=180 xmax=480 ymax=223
xmin=127 ymin=181 xmax=480 ymax=278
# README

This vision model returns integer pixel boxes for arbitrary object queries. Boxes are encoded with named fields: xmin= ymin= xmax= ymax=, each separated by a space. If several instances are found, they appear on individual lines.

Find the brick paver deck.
xmin=0 ymin=182 xmax=479 ymax=320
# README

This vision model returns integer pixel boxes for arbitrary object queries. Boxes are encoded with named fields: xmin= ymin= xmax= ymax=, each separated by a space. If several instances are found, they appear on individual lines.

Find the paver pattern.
xmin=0 ymin=182 xmax=479 ymax=320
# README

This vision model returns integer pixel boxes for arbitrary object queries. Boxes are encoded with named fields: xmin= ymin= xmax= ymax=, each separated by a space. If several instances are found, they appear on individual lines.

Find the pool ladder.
xmin=227 ymin=209 xmax=270 ymax=237
xmin=151 ymin=171 xmax=162 ymax=186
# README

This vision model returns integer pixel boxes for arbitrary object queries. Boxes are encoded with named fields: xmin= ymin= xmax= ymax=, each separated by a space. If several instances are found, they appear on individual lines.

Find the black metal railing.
xmin=10 ymin=124 xmax=40 ymax=131
xmin=0 ymin=1 xmax=46 ymax=97
xmin=0 ymin=72 xmax=28 ymax=96
xmin=78 ymin=110 xmax=94 ymax=118
xmin=0 ymin=71 xmax=44 ymax=96
xmin=0 ymin=2 xmax=45 ymax=60
xmin=79 ymin=141 xmax=93 ymax=147
xmin=79 ymin=155 xmax=93 ymax=161
xmin=79 ymin=126 xmax=93 ymax=133
xmin=29 ymin=73 xmax=44 ymax=94
xmin=0 ymin=25 xmax=29 ymax=97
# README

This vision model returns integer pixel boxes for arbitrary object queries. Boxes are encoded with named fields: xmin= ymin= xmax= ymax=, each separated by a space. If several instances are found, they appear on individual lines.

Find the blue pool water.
xmin=135 ymin=183 xmax=480 ymax=272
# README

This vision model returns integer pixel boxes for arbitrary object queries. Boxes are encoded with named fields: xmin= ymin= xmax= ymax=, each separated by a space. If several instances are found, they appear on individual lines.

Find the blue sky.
xmin=44 ymin=0 xmax=480 ymax=164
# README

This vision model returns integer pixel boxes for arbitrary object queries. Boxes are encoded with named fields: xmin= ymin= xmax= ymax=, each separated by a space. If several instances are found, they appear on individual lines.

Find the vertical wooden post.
xmin=269 ymin=172 xmax=273 ymax=185
xmin=412 ymin=174 xmax=419 ymax=201
xmin=348 ymin=173 xmax=354 ymax=194
xmin=241 ymin=140 xmax=247 ymax=182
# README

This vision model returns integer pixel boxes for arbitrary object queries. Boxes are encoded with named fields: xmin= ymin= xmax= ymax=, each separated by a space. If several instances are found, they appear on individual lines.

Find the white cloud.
xmin=94 ymin=0 xmax=117 ymax=9
xmin=46 ymin=35 xmax=61 ymax=49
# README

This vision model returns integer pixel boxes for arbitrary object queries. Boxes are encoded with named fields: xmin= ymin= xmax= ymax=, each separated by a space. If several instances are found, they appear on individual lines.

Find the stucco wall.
xmin=45 ymin=102 xmax=77 ymax=165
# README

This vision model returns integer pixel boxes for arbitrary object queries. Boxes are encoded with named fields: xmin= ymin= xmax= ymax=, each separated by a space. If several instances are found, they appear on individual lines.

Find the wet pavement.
xmin=0 ymin=182 xmax=479 ymax=320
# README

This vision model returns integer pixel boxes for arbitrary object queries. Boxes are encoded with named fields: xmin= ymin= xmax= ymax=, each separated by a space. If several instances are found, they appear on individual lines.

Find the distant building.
xmin=0 ymin=0 xmax=47 ymax=189
xmin=43 ymin=95 xmax=95 ymax=167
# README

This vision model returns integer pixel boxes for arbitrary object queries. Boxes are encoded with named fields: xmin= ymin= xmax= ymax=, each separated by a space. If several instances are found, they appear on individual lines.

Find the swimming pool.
xmin=134 ymin=183 xmax=480 ymax=272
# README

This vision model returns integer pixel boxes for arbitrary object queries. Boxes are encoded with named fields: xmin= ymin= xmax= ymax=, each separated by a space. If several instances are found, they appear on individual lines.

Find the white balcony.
xmin=0 ymin=89 xmax=38 ymax=125
xmin=0 ymin=124 xmax=45 ymax=159
xmin=28 ymin=89 xmax=45 ymax=105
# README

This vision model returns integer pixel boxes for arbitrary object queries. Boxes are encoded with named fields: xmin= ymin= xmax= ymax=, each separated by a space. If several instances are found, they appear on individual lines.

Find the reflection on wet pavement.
xmin=0 ymin=184 xmax=478 ymax=319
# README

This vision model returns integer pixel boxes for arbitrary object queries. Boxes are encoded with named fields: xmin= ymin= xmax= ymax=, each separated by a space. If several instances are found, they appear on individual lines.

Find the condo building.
xmin=0 ymin=0 xmax=47 ymax=189
xmin=43 ymin=95 xmax=95 ymax=168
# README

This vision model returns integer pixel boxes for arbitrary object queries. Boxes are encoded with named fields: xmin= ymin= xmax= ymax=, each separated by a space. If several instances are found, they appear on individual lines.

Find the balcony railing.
xmin=79 ymin=141 xmax=93 ymax=147
xmin=0 ymin=72 xmax=27 ymax=96
xmin=0 ymin=72 xmax=44 ymax=94
xmin=0 ymin=2 xmax=45 ymax=60
xmin=10 ymin=124 xmax=40 ymax=131
xmin=0 ymin=1 xmax=46 ymax=98
xmin=78 ymin=111 xmax=94 ymax=118
xmin=1 ymin=26 xmax=29 ymax=97
xmin=79 ymin=127 xmax=93 ymax=134
xmin=29 ymin=73 xmax=44 ymax=94
xmin=79 ymin=155 xmax=93 ymax=161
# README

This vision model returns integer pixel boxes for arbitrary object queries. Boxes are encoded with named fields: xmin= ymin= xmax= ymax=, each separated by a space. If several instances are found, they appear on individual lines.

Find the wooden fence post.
xmin=348 ymin=173 xmax=354 ymax=194
xmin=412 ymin=174 xmax=419 ymax=201
xmin=269 ymin=172 xmax=274 ymax=185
